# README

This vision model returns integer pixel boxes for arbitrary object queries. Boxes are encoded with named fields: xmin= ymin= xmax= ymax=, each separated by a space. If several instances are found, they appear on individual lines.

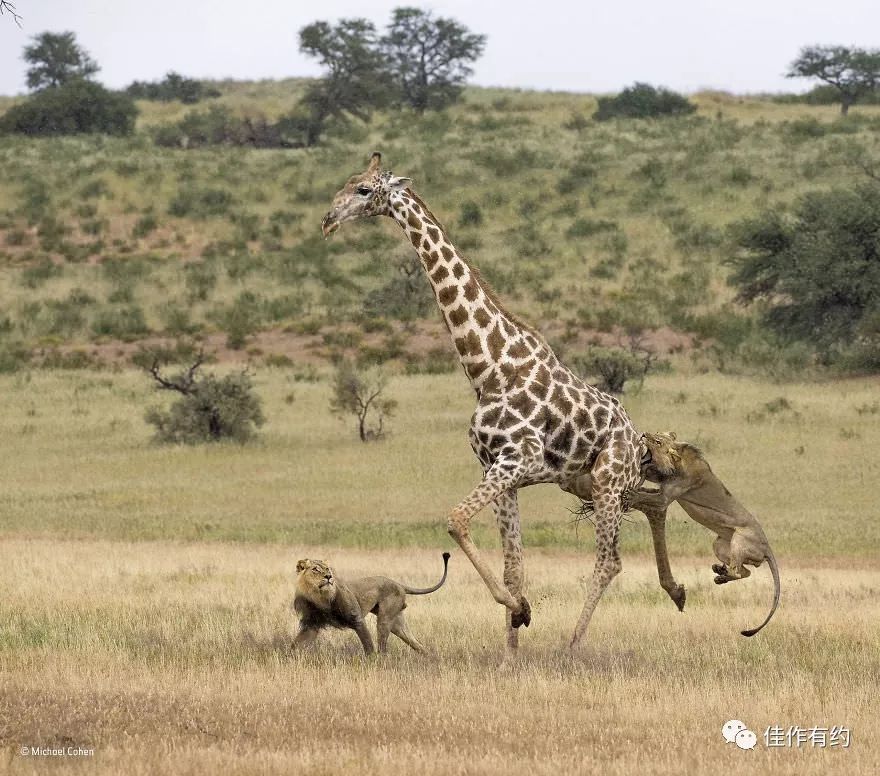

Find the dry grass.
xmin=0 ymin=367 xmax=877 ymax=773
xmin=1 ymin=540 xmax=877 ymax=775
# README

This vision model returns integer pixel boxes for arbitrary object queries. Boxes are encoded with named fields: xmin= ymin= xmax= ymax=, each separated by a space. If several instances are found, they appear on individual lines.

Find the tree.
xmin=0 ymin=78 xmax=137 ymax=135
xmin=298 ymin=18 xmax=390 ymax=146
xmin=787 ymin=45 xmax=880 ymax=115
xmin=593 ymin=83 xmax=696 ymax=121
xmin=330 ymin=360 xmax=396 ymax=442
xmin=145 ymin=356 xmax=266 ymax=444
xmin=23 ymin=31 xmax=99 ymax=90
xmin=729 ymin=184 xmax=880 ymax=365
xmin=381 ymin=7 xmax=486 ymax=112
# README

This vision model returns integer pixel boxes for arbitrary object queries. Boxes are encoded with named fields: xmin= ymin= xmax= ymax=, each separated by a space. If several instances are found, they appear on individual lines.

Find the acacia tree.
xmin=729 ymin=184 xmax=880 ymax=366
xmin=330 ymin=360 xmax=396 ymax=442
xmin=24 ymin=31 xmax=99 ymax=90
xmin=298 ymin=18 xmax=390 ymax=146
xmin=787 ymin=45 xmax=880 ymax=115
xmin=381 ymin=7 xmax=486 ymax=112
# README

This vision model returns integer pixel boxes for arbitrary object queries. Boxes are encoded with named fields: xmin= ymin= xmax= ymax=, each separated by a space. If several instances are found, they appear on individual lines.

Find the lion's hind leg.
xmin=712 ymin=535 xmax=751 ymax=584
xmin=390 ymin=613 xmax=426 ymax=653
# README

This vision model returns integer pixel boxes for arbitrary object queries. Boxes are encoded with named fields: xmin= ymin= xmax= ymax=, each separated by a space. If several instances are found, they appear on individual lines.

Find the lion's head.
xmin=295 ymin=558 xmax=337 ymax=606
xmin=642 ymin=431 xmax=681 ymax=479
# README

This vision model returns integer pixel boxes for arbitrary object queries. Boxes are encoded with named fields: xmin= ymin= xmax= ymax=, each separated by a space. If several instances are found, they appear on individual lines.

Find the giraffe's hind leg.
xmin=494 ymin=489 xmax=529 ymax=653
xmin=570 ymin=446 xmax=633 ymax=650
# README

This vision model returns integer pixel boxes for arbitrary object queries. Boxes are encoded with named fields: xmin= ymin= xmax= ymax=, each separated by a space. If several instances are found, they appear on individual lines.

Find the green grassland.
xmin=1 ymin=82 xmax=880 ymax=369
xmin=0 ymin=368 xmax=876 ymax=559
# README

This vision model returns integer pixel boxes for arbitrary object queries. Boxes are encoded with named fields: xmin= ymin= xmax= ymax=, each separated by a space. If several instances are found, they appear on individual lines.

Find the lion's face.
xmin=296 ymin=559 xmax=336 ymax=598
xmin=642 ymin=432 xmax=681 ymax=479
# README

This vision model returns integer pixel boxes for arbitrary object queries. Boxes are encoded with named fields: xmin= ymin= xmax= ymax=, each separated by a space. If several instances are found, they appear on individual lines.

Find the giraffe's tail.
xmin=741 ymin=550 xmax=780 ymax=637
xmin=401 ymin=552 xmax=450 ymax=595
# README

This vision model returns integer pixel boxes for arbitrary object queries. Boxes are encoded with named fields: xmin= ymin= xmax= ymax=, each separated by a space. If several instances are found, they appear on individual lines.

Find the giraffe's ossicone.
xmin=323 ymin=153 xmax=644 ymax=651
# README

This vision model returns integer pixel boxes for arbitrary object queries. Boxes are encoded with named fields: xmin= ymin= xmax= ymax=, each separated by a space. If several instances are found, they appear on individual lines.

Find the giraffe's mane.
xmin=405 ymin=189 xmax=546 ymax=344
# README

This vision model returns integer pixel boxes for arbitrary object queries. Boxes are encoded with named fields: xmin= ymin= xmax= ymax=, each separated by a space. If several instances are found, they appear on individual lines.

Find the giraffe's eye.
xmin=356 ymin=186 xmax=372 ymax=196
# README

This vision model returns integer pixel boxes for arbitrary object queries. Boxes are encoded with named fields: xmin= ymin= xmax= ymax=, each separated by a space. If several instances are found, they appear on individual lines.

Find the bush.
xmin=145 ymin=360 xmax=265 ymax=444
xmin=594 ymin=83 xmax=696 ymax=121
xmin=330 ymin=360 xmax=396 ymax=442
xmin=168 ymin=186 xmax=235 ymax=218
xmin=361 ymin=255 xmax=432 ymax=321
xmin=126 ymin=72 xmax=220 ymax=104
xmin=570 ymin=343 xmax=665 ymax=394
xmin=0 ymin=80 xmax=137 ymax=136
xmin=91 ymin=306 xmax=150 ymax=341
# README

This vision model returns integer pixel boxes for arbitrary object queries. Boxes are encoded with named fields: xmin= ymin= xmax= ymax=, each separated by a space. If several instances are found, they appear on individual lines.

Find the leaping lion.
xmin=568 ymin=432 xmax=780 ymax=637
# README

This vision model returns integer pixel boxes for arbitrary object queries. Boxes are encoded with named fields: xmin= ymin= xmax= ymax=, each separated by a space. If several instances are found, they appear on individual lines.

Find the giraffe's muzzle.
xmin=321 ymin=211 xmax=340 ymax=238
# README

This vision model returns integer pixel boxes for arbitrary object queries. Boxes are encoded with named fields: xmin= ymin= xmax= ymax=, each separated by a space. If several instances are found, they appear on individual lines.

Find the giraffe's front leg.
xmin=447 ymin=462 xmax=528 ymax=618
xmin=494 ymin=489 xmax=529 ymax=653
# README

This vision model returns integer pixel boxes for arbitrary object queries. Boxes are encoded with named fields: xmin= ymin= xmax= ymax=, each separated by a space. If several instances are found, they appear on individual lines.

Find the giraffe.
xmin=321 ymin=153 xmax=644 ymax=651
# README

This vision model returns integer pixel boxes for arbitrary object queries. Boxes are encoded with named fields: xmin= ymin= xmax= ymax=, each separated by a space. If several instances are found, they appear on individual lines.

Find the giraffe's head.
xmin=321 ymin=152 xmax=412 ymax=237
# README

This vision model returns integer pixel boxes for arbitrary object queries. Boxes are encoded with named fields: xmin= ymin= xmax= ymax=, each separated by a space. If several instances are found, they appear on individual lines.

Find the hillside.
xmin=1 ymin=80 xmax=878 ymax=373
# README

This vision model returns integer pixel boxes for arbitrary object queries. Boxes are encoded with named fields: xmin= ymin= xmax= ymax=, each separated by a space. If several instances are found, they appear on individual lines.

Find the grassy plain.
xmin=0 ymin=368 xmax=878 ymax=774
xmin=0 ymin=83 xmax=878 ymax=774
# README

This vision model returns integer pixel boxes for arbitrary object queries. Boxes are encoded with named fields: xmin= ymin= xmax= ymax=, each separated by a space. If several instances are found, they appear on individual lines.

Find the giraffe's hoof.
xmin=713 ymin=574 xmax=730 ymax=585
xmin=671 ymin=585 xmax=686 ymax=612
xmin=511 ymin=596 xmax=531 ymax=628
xmin=712 ymin=563 xmax=727 ymax=575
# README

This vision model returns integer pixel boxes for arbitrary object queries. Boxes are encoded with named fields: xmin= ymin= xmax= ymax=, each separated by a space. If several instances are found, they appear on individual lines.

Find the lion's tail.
xmin=401 ymin=552 xmax=450 ymax=595
xmin=741 ymin=549 xmax=780 ymax=637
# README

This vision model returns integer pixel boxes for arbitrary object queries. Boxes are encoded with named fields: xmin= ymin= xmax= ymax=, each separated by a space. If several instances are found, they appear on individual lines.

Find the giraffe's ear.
xmin=388 ymin=175 xmax=412 ymax=191
xmin=368 ymin=152 xmax=382 ymax=171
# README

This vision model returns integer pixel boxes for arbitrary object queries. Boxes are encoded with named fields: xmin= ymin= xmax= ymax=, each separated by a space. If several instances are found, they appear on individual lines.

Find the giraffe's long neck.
xmin=388 ymin=190 xmax=557 ymax=394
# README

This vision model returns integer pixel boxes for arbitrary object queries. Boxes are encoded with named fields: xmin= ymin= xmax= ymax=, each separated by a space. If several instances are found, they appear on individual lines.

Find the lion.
xmin=629 ymin=432 xmax=781 ymax=636
xmin=292 ymin=552 xmax=450 ymax=655
xmin=567 ymin=432 xmax=780 ymax=637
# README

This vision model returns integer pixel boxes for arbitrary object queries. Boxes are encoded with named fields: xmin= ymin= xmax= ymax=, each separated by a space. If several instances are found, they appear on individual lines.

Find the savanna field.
xmin=0 ymin=84 xmax=879 ymax=774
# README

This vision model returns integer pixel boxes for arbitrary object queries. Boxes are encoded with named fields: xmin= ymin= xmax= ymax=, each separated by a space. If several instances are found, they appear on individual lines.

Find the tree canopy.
xmin=298 ymin=18 xmax=391 ymax=146
xmin=381 ymin=7 xmax=486 ymax=112
xmin=24 ymin=31 xmax=99 ymax=90
xmin=729 ymin=184 xmax=880 ymax=365
xmin=787 ymin=45 xmax=880 ymax=115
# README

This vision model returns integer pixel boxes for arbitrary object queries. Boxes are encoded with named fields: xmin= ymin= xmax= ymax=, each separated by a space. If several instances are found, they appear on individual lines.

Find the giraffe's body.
xmin=323 ymin=155 xmax=643 ymax=650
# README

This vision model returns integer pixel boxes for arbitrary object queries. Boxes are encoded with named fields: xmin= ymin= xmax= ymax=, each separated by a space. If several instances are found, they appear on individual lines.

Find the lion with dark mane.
xmin=293 ymin=553 xmax=450 ymax=654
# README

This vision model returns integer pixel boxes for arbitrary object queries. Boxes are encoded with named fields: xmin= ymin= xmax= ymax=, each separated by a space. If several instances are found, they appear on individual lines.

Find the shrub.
xmin=566 ymin=218 xmax=618 ymax=239
xmin=168 ymin=186 xmax=235 ymax=218
xmin=361 ymin=255 xmax=432 ymax=321
xmin=593 ymin=83 xmax=696 ymax=121
xmin=329 ymin=360 xmax=396 ymax=442
xmin=145 ymin=359 xmax=265 ymax=444
xmin=126 ymin=72 xmax=220 ymax=104
xmin=133 ymin=213 xmax=158 ymax=238
xmin=91 ymin=306 xmax=150 ymax=341
xmin=459 ymin=200 xmax=483 ymax=226
xmin=0 ymin=80 xmax=137 ymax=136
xmin=570 ymin=342 xmax=666 ymax=394
xmin=21 ymin=257 xmax=62 ymax=288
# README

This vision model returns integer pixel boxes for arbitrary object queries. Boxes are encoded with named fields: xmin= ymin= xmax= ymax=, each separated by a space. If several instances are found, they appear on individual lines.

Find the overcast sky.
xmin=1 ymin=0 xmax=878 ymax=96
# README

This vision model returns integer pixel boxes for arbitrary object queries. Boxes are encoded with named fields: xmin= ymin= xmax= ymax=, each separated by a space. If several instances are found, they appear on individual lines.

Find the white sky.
xmin=0 ymin=0 xmax=878 ymax=96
